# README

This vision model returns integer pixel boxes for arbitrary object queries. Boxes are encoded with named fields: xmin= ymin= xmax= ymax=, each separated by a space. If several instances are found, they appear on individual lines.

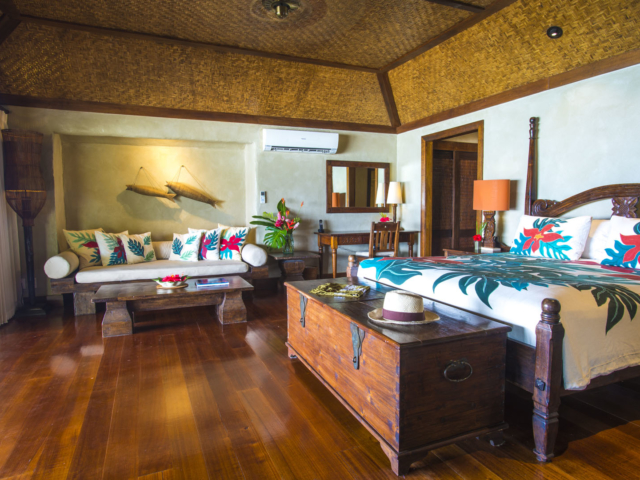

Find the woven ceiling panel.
xmin=11 ymin=0 xmax=492 ymax=69
xmin=0 ymin=23 xmax=390 ymax=125
xmin=389 ymin=0 xmax=640 ymax=125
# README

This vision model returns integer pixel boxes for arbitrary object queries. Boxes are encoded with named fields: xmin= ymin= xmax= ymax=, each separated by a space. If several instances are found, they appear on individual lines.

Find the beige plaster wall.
xmin=61 ymin=136 xmax=247 ymax=240
xmin=6 ymin=108 xmax=397 ymax=295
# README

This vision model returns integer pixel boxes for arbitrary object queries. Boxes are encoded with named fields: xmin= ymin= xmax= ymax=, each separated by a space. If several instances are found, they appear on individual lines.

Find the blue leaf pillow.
xmin=119 ymin=232 xmax=156 ymax=264
xmin=168 ymin=232 xmax=203 ymax=262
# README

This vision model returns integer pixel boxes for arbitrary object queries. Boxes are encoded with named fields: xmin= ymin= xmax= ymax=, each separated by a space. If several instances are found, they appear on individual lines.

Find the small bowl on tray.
xmin=153 ymin=274 xmax=190 ymax=289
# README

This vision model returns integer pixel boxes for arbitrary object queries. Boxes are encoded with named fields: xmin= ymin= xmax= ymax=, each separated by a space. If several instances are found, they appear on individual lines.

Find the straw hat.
xmin=368 ymin=290 xmax=439 ymax=325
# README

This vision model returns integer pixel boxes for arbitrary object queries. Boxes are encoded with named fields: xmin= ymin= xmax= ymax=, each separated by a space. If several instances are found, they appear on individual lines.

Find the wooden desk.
xmin=315 ymin=230 xmax=418 ymax=278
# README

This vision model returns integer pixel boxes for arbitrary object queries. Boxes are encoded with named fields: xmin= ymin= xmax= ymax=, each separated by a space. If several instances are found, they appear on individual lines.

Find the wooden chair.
xmin=355 ymin=222 xmax=401 ymax=260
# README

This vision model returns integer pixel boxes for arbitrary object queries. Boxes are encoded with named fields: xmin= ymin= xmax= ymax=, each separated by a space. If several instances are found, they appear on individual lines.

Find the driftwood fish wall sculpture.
xmin=126 ymin=184 xmax=177 ymax=202
xmin=166 ymin=181 xmax=218 ymax=208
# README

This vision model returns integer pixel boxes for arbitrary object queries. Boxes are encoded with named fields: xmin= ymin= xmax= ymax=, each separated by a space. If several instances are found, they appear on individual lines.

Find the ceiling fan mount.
xmin=262 ymin=0 xmax=301 ymax=19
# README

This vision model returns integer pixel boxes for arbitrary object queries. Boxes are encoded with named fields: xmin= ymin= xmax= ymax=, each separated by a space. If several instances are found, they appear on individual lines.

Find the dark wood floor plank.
xmin=158 ymin=334 xmax=209 ymax=480
xmin=334 ymin=447 xmax=398 ymax=480
xmin=173 ymin=328 xmax=245 ymax=480
xmin=103 ymin=335 xmax=141 ymax=480
xmin=66 ymin=336 xmax=125 ymax=480
xmin=136 ymin=333 xmax=172 ymax=477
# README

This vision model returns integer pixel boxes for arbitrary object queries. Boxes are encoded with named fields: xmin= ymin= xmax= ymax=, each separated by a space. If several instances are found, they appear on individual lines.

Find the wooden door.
xmin=431 ymin=141 xmax=478 ymax=256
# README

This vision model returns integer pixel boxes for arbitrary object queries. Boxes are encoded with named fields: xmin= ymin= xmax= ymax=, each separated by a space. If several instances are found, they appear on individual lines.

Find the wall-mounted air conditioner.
xmin=263 ymin=129 xmax=339 ymax=154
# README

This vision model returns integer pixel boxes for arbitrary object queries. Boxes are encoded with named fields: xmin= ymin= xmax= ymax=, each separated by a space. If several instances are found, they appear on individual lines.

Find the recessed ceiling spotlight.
xmin=263 ymin=0 xmax=300 ymax=19
xmin=547 ymin=26 xmax=563 ymax=39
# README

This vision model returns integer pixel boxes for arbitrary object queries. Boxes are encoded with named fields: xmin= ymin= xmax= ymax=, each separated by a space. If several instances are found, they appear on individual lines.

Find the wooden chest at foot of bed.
xmin=285 ymin=278 xmax=511 ymax=476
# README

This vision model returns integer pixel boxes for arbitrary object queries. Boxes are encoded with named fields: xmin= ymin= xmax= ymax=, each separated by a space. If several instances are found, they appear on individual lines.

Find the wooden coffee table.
xmin=92 ymin=276 xmax=254 ymax=337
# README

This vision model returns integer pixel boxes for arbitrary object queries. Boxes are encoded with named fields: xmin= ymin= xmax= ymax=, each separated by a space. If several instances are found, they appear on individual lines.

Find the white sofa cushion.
xmin=153 ymin=241 xmax=173 ymax=260
xmin=241 ymin=244 xmax=268 ymax=267
xmin=75 ymin=259 xmax=249 ymax=283
xmin=44 ymin=250 xmax=80 ymax=279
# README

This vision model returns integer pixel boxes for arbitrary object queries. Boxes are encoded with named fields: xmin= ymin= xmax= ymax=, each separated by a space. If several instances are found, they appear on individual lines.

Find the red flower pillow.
xmin=601 ymin=216 xmax=640 ymax=269
xmin=510 ymin=215 xmax=591 ymax=261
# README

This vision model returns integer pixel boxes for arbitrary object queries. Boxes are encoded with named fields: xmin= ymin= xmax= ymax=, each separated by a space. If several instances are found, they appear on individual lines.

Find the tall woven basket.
xmin=2 ymin=129 xmax=47 ymax=312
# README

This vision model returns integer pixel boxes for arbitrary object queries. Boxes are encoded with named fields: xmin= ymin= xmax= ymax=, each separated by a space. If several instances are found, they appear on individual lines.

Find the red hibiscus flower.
xmin=221 ymin=235 xmax=242 ymax=253
xmin=619 ymin=233 xmax=640 ymax=263
xmin=82 ymin=240 xmax=98 ymax=249
xmin=114 ymin=238 xmax=126 ymax=260
xmin=522 ymin=224 xmax=563 ymax=252
xmin=473 ymin=234 xmax=482 ymax=242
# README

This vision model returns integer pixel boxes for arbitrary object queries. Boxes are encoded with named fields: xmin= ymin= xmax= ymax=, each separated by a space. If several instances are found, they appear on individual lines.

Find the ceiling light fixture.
xmin=546 ymin=26 xmax=563 ymax=39
xmin=263 ymin=0 xmax=300 ymax=20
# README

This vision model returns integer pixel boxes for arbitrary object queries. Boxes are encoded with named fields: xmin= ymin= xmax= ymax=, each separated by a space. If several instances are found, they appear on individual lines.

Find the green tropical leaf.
xmin=185 ymin=235 xmax=197 ymax=245
xmin=144 ymin=250 xmax=155 ymax=262
xmin=127 ymin=239 xmax=144 ymax=257
xmin=144 ymin=236 xmax=151 ymax=246
xmin=181 ymin=250 xmax=195 ymax=261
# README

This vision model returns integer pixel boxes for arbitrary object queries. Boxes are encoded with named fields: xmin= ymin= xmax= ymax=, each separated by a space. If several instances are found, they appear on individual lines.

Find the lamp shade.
xmin=374 ymin=183 xmax=385 ymax=205
xmin=387 ymin=181 xmax=403 ymax=204
xmin=473 ymin=179 xmax=510 ymax=211
xmin=2 ymin=129 xmax=46 ymax=225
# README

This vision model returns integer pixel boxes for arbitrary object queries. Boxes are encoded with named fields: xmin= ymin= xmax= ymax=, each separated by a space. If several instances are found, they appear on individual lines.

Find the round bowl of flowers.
xmin=154 ymin=274 xmax=190 ymax=289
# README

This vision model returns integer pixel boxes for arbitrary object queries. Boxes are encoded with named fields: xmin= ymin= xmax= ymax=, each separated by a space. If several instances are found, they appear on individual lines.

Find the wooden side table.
xmin=443 ymin=248 xmax=480 ymax=257
xmin=269 ymin=251 xmax=320 ymax=284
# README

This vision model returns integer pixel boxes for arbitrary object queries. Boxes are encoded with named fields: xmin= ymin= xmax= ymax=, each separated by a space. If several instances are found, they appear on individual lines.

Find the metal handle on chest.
xmin=299 ymin=293 xmax=307 ymax=328
xmin=444 ymin=360 xmax=473 ymax=382
xmin=350 ymin=323 xmax=365 ymax=370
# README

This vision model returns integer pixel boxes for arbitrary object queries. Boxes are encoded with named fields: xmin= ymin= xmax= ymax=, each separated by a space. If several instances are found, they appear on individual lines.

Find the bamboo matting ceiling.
xmin=11 ymin=0 xmax=492 ymax=69
xmin=0 ymin=0 xmax=638 ymax=129
xmin=0 ymin=23 xmax=390 ymax=125
xmin=389 ymin=0 xmax=640 ymax=125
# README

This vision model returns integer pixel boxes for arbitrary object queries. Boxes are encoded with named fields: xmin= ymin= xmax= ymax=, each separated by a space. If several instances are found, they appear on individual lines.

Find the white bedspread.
xmin=357 ymin=254 xmax=640 ymax=390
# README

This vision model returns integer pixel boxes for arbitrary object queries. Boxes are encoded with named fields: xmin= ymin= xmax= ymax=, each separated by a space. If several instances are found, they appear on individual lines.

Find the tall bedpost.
xmin=347 ymin=255 xmax=358 ymax=278
xmin=532 ymin=298 xmax=564 ymax=462
xmin=525 ymin=117 xmax=538 ymax=215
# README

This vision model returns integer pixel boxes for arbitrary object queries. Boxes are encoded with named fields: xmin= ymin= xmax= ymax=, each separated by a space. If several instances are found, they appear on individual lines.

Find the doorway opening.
xmin=420 ymin=121 xmax=484 ymax=256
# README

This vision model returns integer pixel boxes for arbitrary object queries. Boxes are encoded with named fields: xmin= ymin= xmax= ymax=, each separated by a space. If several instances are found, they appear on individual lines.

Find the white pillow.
xmin=188 ymin=227 xmax=222 ymax=261
xmin=600 ymin=215 xmax=640 ymax=269
xmin=119 ymin=232 xmax=156 ymax=264
xmin=168 ymin=232 xmax=202 ymax=262
xmin=581 ymin=220 xmax=611 ymax=261
xmin=217 ymin=225 xmax=250 ymax=261
xmin=510 ymin=215 xmax=592 ymax=261
xmin=44 ymin=250 xmax=80 ymax=279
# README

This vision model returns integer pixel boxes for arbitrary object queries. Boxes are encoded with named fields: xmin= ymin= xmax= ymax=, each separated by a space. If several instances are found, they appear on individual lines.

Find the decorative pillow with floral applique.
xmin=63 ymin=228 xmax=105 ymax=269
xmin=188 ymin=227 xmax=221 ymax=261
xmin=601 ymin=216 xmax=640 ymax=269
xmin=218 ymin=226 xmax=249 ymax=261
xmin=510 ymin=215 xmax=591 ymax=261
xmin=95 ymin=231 xmax=130 ymax=266
xmin=168 ymin=232 xmax=202 ymax=262
xmin=119 ymin=232 xmax=156 ymax=265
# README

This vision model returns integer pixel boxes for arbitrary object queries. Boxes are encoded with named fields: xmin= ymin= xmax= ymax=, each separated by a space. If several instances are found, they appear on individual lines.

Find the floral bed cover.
xmin=357 ymin=253 xmax=640 ymax=389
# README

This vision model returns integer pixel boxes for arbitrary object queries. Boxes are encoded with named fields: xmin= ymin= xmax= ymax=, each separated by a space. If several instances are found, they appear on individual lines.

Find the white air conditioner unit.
xmin=263 ymin=129 xmax=339 ymax=154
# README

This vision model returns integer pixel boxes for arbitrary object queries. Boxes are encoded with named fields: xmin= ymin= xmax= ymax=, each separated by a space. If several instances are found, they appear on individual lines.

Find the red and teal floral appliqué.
xmin=200 ymin=231 xmax=220 ymax=260
xmin=68 ymin=231 xmax=101 ymax=264
xmin=511 ymin=218 xmax=573 ymax=260
xmin=603 ymin=221 xmax=640 ymax=269
xmin=220 ymin=230 xmax=247 ymax=259
xmin=104 ymin=235 xmax=126 ymax=266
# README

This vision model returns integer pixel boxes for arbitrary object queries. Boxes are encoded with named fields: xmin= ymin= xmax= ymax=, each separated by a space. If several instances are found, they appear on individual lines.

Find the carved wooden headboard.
xmin=524 ymin=117 xmax=640 ymax=218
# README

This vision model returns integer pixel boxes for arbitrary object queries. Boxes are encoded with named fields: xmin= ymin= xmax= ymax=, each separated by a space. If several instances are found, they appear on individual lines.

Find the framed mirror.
xmin=326 ymin=160 xmax=390 ymax=213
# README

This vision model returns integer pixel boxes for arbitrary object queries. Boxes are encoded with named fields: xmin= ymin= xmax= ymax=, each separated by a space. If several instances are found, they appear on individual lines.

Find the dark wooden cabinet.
xmin=285 ymin=278 xmax=509 ymax=475
xmin=431 ymin=141 xmax=479 ymax=256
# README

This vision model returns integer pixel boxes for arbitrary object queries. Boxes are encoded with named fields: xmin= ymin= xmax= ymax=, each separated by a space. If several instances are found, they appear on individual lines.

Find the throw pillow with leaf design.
xmin=510 ymin=215 xmax=591 ymax=261
xmin=188 ymin=227 xmax=222 ymax=261
xmin=95 ymin=231 xmax=130 ymax=266
xmin=63 ymin=228 xmax=105 ymax=269
xmin=119 ymin=232 xmax=157 ymax=265
xmin=168 ymin=232 xmax=202 ymax=262
xmin=218 ymin=225 xmax=249 ymax=261
xmin=601 ymin=215 xmax=640 ymax=269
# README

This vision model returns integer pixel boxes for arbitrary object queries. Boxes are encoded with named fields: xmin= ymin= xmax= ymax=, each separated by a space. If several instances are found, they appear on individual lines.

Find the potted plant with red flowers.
xmin=251 ymin=198 xmax=302 ymax=255
xmin=153 ymin=274 xmax=190 ymax=289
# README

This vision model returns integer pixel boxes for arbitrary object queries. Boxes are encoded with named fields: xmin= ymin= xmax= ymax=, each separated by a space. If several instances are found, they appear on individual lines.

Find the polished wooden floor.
xmin=1 ymin=293 xmax=640 ymax=479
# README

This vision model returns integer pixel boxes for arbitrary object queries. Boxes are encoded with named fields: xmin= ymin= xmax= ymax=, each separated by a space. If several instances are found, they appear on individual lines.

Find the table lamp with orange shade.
xmin=473 ymin=179 xmax=510 ymax=250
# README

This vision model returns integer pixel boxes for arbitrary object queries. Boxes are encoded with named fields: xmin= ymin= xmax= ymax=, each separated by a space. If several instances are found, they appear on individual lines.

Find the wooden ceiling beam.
xmin=377 ymin=72 xmax=400 ymax=128
xmin=0 ymin=93 xmax=397 ymax=134
xmin=18 ymin=15 xmax=379 ymax=73
xmin=423 ymin=0 xmax=484 ymax=13
xmin=0 ymin=14 xmax=20 ymax=46
xmin=380 ymin=0 xmax=518 ymax=72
